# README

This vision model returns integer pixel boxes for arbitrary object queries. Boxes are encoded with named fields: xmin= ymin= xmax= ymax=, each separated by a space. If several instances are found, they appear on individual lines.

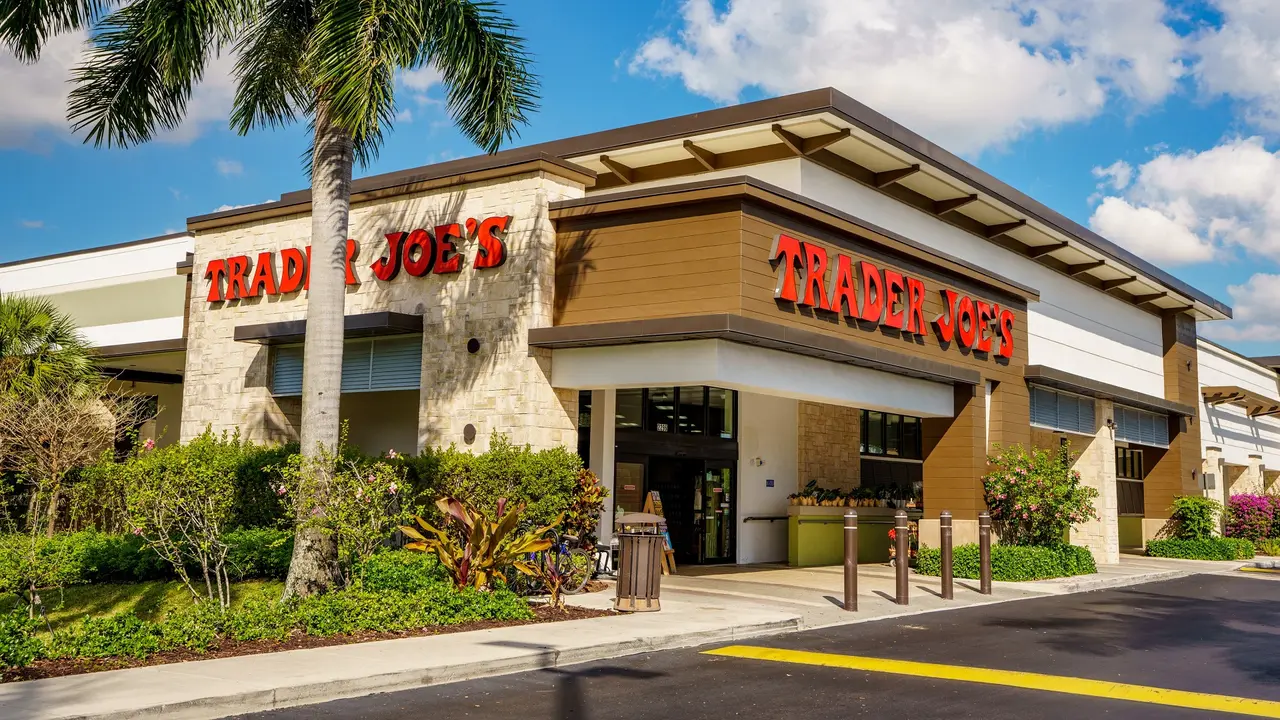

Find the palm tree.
xmin=1 ymin=0 xmax=538 ymax=597
xmin=0 ymin=293 xmax=95 ymax=398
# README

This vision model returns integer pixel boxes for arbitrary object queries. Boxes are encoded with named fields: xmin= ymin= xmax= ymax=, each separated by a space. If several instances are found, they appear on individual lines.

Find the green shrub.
xmin=1168 ymin=495 xmax=1222 ymax=540
xmin=1255 ymin=538 xmax=1280 ymax=556
xmin=49 ymin=612 xmax=164 ymax=659
xmin=356 ymin=551 xmax=447 ymax=593
xmin=34 ymin=585 xmax=533 ymax=665
xmin=916 ymin=543 xmax=1097 ymax=581
xmin=0 ymin=609 xmax=44 ymax=668
xmin=1146 ymin=537 xmax=1254 ymax=560
xmin=0 ymin=531 xmax=171 ymax=595
xmin=228 ymin=443 xmax=297 ymax=530
xmin=225 ymin=528 xmax=294 ymax=580
xmin=423 ymin=436 xmax=584 ymax=529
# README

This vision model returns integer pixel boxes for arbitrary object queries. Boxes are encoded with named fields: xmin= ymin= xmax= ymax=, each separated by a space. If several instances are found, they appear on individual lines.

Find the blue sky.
xmin=3 ymin=0 xmax=1280 ymax=353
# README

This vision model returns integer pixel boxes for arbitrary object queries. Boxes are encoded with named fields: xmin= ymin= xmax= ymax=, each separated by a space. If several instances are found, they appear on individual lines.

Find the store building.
xmin=1198 ymin=342 xmax=1280 ymax=512
xmin=0 ymin=88 xmax=1243 ymax=566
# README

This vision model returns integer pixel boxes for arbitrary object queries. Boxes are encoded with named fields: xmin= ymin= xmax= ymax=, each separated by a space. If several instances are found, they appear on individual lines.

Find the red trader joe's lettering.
xmin=770 ymin=233 xmax=1016 ymax=360
xmin=204 ymin=215 xmax=513 ymax=303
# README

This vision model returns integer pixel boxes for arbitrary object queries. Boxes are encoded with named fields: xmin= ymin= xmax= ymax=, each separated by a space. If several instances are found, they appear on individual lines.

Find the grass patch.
xmin=0 ymin=580 xmax=283 ymax=636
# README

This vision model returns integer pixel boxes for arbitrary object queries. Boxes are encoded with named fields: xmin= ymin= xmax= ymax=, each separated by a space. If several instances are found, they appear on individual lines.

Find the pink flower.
xmin=388 ymin=482 xmax=398 ymax=495
xmin=386 ymin=449 xmax=398 ymax=459
xmin=311 ymin=507 xmax=323 ymax=517
xmin=275 ymin=485 xmax=287 ymax=496
xmin=367 ymin=474 xmax=374 ymax=484
xmin=143 ymin=438 xmax=156 ymax=451
xmin=131 ymin=527 xmax=143 ymax=536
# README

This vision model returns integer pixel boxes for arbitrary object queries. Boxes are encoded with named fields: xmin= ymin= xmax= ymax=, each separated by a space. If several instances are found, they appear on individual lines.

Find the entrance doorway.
xmin=637 ymin=457 xmax=736 ymax=565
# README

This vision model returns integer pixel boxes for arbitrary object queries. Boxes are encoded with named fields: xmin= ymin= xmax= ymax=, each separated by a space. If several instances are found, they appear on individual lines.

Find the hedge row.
xmin=1 ymin=583 xmax=530 ymax=668
xmin=0 ymin=529 xmax=295 ymax=595
xmin=916 ymin=543 xmax=1097 ymax=582
xmin=1146 ymin=537 xmax=1255 ymax=561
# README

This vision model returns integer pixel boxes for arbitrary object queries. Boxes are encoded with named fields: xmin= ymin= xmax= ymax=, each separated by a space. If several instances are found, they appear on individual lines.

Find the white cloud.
xmin=400 ymin=65 xmax=442 ymax=92
xmin=1092 ymin=160 xmax=1133 ymax=192
xmin=1192 ymin=0 xmax=1280 ymax=132
xmin=1201 ymin=273 xmax=1280 ymax=343
xmin=631 ymin=0 xmax=1186 ymax=154
xmin=1089 ymin=137 xmax=1280 ymax=265
xmin=19 ymin=220 xmax=44 ymax=229
xmin=215 ymin=158 xmax=243 ymax=176
xmin=395 ymin=108 xmax=413 ymax=123
xmin=212 ymin=199 xmax=274 ymax=213
xmin=0 ymin=32 xmax=237 ymax=150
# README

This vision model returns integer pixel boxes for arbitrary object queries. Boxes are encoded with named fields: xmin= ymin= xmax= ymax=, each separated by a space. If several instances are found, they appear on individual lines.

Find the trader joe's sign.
xmin=203 ymin=215 xmax=511 ymax=302
xmin=770 ymin=233 xmax=1015 ymax=359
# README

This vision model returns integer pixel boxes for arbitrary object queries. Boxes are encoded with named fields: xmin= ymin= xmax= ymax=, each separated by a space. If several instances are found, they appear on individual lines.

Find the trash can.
xmin=614 ymin=532 xmax=663 ymax=612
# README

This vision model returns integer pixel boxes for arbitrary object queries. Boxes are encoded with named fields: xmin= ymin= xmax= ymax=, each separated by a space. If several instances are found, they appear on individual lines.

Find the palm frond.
xmin=305 ymin=0 xmax=420 ymax=167
xmin=67 ymin=0 xmax=243 ymax=148
xmin=230 ymin=0 xmax=313 ymax=135
xmin=0 ymin=292 xmax=95 ymax=397
xmin=0 ymin=0 xmax=108 ymax=62
xmin=417 ymin=0 xmax=537 ymax=154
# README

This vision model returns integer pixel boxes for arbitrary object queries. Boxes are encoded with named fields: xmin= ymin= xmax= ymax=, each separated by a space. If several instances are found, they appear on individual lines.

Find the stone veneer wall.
xmin=181 ymin=170 xmax=586 ymax=452
xmin=1032 ymin=414 xmax=1119 ymax=564
xmin=796 ymin=401 xmax=860 ymax=492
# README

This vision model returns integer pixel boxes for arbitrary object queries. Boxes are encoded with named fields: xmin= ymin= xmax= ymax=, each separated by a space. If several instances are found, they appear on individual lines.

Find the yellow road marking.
xmin=704 ymin=645 xmax=1280 ymax=718
xmin=1239 ymin=566 xmax=1280 ymax=575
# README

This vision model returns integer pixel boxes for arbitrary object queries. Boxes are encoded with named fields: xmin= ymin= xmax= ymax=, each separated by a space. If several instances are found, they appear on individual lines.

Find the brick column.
xmin=1069 ymin=399 xmax=1119 ymax=564
xmin=1144 ymin=313 xmax=1201 ymax=542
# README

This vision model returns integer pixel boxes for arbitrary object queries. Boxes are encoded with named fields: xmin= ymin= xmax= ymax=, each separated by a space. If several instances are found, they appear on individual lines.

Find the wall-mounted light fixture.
xmin=1105 ymin=418 xmax=1116 ymax=430
xmin=751 ymin=457 xmax=764 ymax=467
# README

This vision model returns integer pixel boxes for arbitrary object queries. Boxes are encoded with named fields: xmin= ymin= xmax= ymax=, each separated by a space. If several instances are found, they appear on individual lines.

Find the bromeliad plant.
xmin=400 ymin=497 xmax=558 ymax=590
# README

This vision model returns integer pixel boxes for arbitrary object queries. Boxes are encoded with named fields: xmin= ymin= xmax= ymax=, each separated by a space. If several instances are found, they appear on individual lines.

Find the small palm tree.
xmin=1 ymin=0 xmax=538 ymax=597
xmin=0 ymin=293 xmax=94 ymax=397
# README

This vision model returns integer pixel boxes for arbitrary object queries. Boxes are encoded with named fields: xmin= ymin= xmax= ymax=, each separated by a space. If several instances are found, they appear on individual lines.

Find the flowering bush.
xmin=982 ymin=443 xmax=1098 ymax=546
xmin=1226 ymin=494 xmax=1278 ymax=542
xmin=278 ymin=428 xmax=423 ymax=585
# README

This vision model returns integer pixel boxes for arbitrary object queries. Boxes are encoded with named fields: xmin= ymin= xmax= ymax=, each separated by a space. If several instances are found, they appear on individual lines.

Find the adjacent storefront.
xmin=1 ymin=88 xmax=1246 ymax=567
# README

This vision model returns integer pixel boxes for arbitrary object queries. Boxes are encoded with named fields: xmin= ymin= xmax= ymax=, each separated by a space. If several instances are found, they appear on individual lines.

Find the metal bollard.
xmin=843 ymin=510 xmax=858 ymax=611
xmin=940 ymin=510 xmax=953 ymax=600
xmin=894 ymin=509 xmax=909 ymax=605
xmin=979 ymin=511 xmax=992 ymax=595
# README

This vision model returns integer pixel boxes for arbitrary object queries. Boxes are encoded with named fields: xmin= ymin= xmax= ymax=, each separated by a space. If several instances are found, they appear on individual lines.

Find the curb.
xmin=1034 ymin=569 xmax=1190 ymax=594
xmin=73 ymin=616 xmax=802 ymax=720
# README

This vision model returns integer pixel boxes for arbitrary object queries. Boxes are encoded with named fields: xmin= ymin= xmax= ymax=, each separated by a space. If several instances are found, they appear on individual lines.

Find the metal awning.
xmin=1202 ymin=385 xmax=1280 ymax=418
xmin=1024 ymin=365 xmax=1196 ymax=417
xmin=234 ymin=311 xmax=423 ymax=345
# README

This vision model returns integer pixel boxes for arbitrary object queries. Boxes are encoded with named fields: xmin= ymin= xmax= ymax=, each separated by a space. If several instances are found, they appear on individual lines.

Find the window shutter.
xmin=271 ymin=335 xmax=423 ymax=397
xmin=1030 ymin=387 xmax=1056 ymax=428
xmin=271 ymin=346 xmax=304 ymax=396
xmin=369 ymin=337 xmax=423 ymax=390
xmin=341 ymin=340 xmax=374 ymax=392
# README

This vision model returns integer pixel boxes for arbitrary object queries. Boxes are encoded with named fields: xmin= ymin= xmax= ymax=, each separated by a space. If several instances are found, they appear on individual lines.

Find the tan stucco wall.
xmin=181 ymin=171 xmax=586 ymax=452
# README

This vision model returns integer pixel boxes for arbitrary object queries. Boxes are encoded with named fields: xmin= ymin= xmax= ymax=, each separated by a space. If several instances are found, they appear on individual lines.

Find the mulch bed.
xmin=2 ymin=604 xmax=612 ymax=684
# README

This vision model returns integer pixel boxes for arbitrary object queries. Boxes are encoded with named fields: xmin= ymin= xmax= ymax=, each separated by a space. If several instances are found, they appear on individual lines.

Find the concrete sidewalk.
xmin=0 ymin=555 xmax=1244 ymax=720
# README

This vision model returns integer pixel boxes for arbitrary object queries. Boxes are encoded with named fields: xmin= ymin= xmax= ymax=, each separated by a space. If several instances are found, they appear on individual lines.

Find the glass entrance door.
xmin=698 ymin=462 xmax=735 ymax=563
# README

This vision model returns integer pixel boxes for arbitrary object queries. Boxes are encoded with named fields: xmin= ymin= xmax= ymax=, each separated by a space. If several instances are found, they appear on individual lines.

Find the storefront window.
xmin=708 ymin=387 xmax=735 ymax=440
xmin=678 ymin=386 xmax=706 ymax=435
xmin=616 ymin=389 xmax=643 ymax=430
xmin=903 ymin=416 xmax=920 ymax=459
xmin=577 ymin=390 xmax=592 ymax=462
xmin=647 ymin=387 xmax=676 ymax=433
xmin=866 ymin=411 xmax=884 ymax=454
xmin=860 ymin=409 xmax=922 ymax=460
xmin=1116 ymin=447 xmax=1144 ymax=480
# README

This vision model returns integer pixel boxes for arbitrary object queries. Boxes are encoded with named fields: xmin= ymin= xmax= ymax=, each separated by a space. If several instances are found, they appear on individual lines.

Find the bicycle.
xmin=537 ymin=528 xmax=594 ymax=595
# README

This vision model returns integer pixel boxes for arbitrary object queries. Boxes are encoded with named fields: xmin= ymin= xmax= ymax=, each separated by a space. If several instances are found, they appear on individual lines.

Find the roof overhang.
xmin=93 ymin=338 xmax=187 ymax=359
xmin=551 ymin=89 xmax=1230 ymax=322
xmin=234 ymin=311 xmax=423 ymax=345
xmin=1202 ymin=385 xmax=1280 ymax=418
xmin=1025 ymin=364 xmax=1196 ymax=417
xmin=529 ymin=314 xmax=982 ymax=387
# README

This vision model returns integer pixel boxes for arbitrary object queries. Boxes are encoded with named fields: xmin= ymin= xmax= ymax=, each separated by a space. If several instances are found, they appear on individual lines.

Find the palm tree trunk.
xmin=282 ymin=99 xmax=352 ymax=599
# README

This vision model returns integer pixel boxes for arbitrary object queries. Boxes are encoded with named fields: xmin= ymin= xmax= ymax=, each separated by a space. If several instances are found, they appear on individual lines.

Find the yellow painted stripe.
xmin=704 ymin=645 xmax=1280 ymax=718
xmin=1239 ymin=566 xmax=1280 ymax=575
